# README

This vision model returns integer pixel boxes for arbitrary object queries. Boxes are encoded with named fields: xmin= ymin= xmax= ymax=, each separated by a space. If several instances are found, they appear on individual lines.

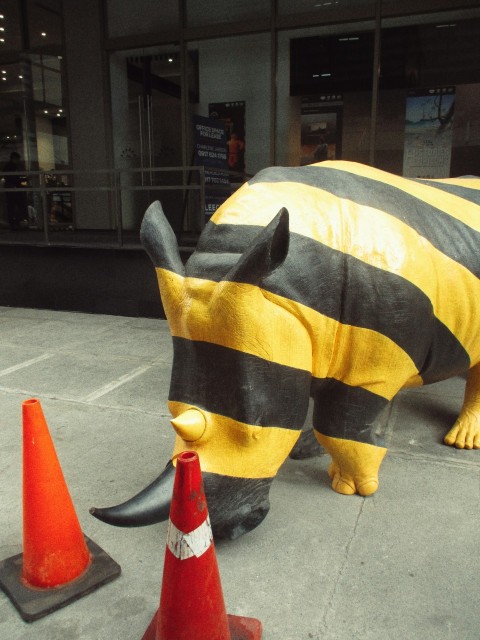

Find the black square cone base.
xmin=0 ymin=535 xmax=121 ymax=622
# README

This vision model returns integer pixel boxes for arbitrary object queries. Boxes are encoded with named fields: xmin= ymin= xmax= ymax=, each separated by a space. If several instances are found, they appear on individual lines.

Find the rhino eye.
xmin=171 ymin=408 xmax=207 ymax=442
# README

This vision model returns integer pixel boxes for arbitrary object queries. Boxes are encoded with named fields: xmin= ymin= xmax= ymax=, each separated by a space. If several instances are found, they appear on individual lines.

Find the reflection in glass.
xmin=0 ymin=0 xmax=22 ymax=52
xmin=186 ymin=0 xmax=269 ymax=27
xmin=106 ymin=0 xmax=178 ymax=38
xmin=27 ymin=0 xmax=63 ymax=49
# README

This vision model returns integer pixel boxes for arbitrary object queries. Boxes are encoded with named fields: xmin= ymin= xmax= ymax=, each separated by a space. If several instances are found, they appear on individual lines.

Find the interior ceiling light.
xmin=18 ymin=75 xmax=23 ymax=78
xmin=41 ymin=31 xmax=47 ymax=37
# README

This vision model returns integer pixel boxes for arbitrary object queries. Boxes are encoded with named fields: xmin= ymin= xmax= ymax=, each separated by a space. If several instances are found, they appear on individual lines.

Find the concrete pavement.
xmin=0 ymin=305 xmax=479 ymax=639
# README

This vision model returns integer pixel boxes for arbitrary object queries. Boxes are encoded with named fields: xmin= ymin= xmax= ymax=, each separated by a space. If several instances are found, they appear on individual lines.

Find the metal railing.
xmin=0 ymin=165 xmax=208 ymax=249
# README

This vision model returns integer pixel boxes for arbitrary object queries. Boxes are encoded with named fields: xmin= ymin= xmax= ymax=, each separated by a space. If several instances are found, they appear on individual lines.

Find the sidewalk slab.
xmin=0 ymin=306 xmax=479 ymax=640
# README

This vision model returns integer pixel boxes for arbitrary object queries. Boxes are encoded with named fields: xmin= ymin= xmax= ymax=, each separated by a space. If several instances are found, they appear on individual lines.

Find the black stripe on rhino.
xmin=169 ymin=337 xmax=311 ymax=429
xmin=187 ymin=226 xmax=470 ymax=383
xmin=249 ymin=166 xmax=480 ymax=279
xmin=170 ymin=338 xmax=393 ymax=446
xmin=311 ymin=378 xmax=389 ymax=446
xmin=416 ymin=179 xmax=480 ymax=204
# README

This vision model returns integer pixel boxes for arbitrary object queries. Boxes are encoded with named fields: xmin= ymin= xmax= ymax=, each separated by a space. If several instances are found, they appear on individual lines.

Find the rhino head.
xmin=91 ymin=201 xmax=311 ymax=539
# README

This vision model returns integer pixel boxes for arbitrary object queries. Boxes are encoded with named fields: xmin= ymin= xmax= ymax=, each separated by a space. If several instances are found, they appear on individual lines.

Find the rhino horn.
xmin=222 ymin=207 xmax=289 ymax=285
xmin=89 ymin=460 xmax=175 ymax=527
xmin=171 ymin=408 xmax=207 ymax=441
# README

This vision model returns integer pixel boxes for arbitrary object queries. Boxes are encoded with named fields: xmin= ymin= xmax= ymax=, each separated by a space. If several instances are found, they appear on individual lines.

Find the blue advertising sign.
xmin=192 ymin=115 xmax=231 ymax=220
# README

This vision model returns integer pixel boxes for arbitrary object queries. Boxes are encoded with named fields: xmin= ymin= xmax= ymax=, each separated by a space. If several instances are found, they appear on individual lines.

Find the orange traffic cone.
xmin=0 ymin=398 xmax=121 ymax=622
xmin=22 ymin=397 xmax=91 ymax=588
xmin=142 ymin=450 xmax=262 ymax=640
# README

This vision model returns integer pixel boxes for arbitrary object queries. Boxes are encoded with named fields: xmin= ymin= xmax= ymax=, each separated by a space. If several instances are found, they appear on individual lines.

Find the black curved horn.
xmin=89 ymin=461 xmax=175 ymax=527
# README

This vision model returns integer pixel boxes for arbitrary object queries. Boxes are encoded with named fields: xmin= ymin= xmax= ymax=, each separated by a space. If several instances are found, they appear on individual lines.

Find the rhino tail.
xmin=89 ymin=460 xmax=175 ymax=527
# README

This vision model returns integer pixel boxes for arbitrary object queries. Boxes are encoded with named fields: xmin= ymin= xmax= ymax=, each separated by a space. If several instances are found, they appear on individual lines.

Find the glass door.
xmin=110 ymin=44 xmax=184 ymax=233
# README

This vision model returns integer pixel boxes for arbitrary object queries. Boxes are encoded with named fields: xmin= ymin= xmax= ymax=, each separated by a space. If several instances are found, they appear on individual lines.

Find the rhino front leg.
xmin=314 ymin=432 xmax=387 ymax=496
xmin=311 ymin=383 xmax=390 ymax=496
xmin=444 ymin=363 xmax=480 ymax=449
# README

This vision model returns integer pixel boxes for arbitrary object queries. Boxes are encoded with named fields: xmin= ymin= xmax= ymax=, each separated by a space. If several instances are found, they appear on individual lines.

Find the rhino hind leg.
xmin=314 ymin=432 xmax=387 ymax=496
xmin=444 ymin=364 xmax=480 ymax=449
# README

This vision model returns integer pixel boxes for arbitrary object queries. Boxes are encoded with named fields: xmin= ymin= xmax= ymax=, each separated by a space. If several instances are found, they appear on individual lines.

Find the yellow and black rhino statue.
xmin=91 ymin=161 xmax=480 ymax=539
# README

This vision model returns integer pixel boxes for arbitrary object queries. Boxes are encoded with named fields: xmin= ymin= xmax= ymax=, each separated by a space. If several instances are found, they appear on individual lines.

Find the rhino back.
xmin=185 ymin=161 xmax=480 ymax=388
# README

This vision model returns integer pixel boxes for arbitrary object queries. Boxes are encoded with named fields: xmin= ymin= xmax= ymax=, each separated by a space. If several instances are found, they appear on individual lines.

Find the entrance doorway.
xmin=110 ymin=44 xmax=185 ymax=233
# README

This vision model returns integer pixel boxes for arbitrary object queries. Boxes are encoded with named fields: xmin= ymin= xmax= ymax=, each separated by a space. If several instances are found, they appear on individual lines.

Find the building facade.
xmin=0 ymin=0 xmax=479 ymax=314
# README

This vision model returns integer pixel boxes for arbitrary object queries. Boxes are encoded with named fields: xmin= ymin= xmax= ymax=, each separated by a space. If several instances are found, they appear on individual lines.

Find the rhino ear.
xmin=222 ymin=208 xmax=290 ymax=285
xmin=140 ymin=201 xmax=185 ymax=276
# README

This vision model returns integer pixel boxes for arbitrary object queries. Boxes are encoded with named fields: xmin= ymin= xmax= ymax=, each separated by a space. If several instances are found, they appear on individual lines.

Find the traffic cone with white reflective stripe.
xmin=142 ymin=450 xmax=262 ymax=640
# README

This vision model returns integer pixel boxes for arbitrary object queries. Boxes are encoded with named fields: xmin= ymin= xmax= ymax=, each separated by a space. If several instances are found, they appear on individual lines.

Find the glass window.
xmin=0 ymin=61 xmax=26 ymax=159
xmin=26 ymin=0 xmax=63 ymax=49
xmin=184 ymin=33 xmax=270 ymax=226
xmin=29 ymin=54 xmax=67 ymax=170
xmin=0 ymin=0 xmax=23 ymax=52
xmin=107 ymin=0 xmax=179 ymax=38
xmin=110 ymin=44 xmax=185 ymax=232
xmin=186 ymin=0 xmax=270 ymax=28
xmin=290 ymin=31 xmax=375 ymax=95
xmin=188 ymin=33 xmax=271 ymax=176
xmin=0 ymin=54 xmax=67 ymax=168
xmin=31 ymin=54 xmax=63 ymax=106
xmin=375 ymin=14 xmax=480 ymax=177
xmin=278 ymin=0 xmax=375 ymax=19
xmin=276 ymin=22 xmax=375 ymax=167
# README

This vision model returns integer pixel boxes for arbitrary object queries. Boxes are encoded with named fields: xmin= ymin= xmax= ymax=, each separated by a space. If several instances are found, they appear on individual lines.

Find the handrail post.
xmin=40 ymin=171 xmax=50 ymax=245
xmin=199 ymin=165 xmax=206 ymax=231
xmin=116 ymin=168 xmax=124 ymax=247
